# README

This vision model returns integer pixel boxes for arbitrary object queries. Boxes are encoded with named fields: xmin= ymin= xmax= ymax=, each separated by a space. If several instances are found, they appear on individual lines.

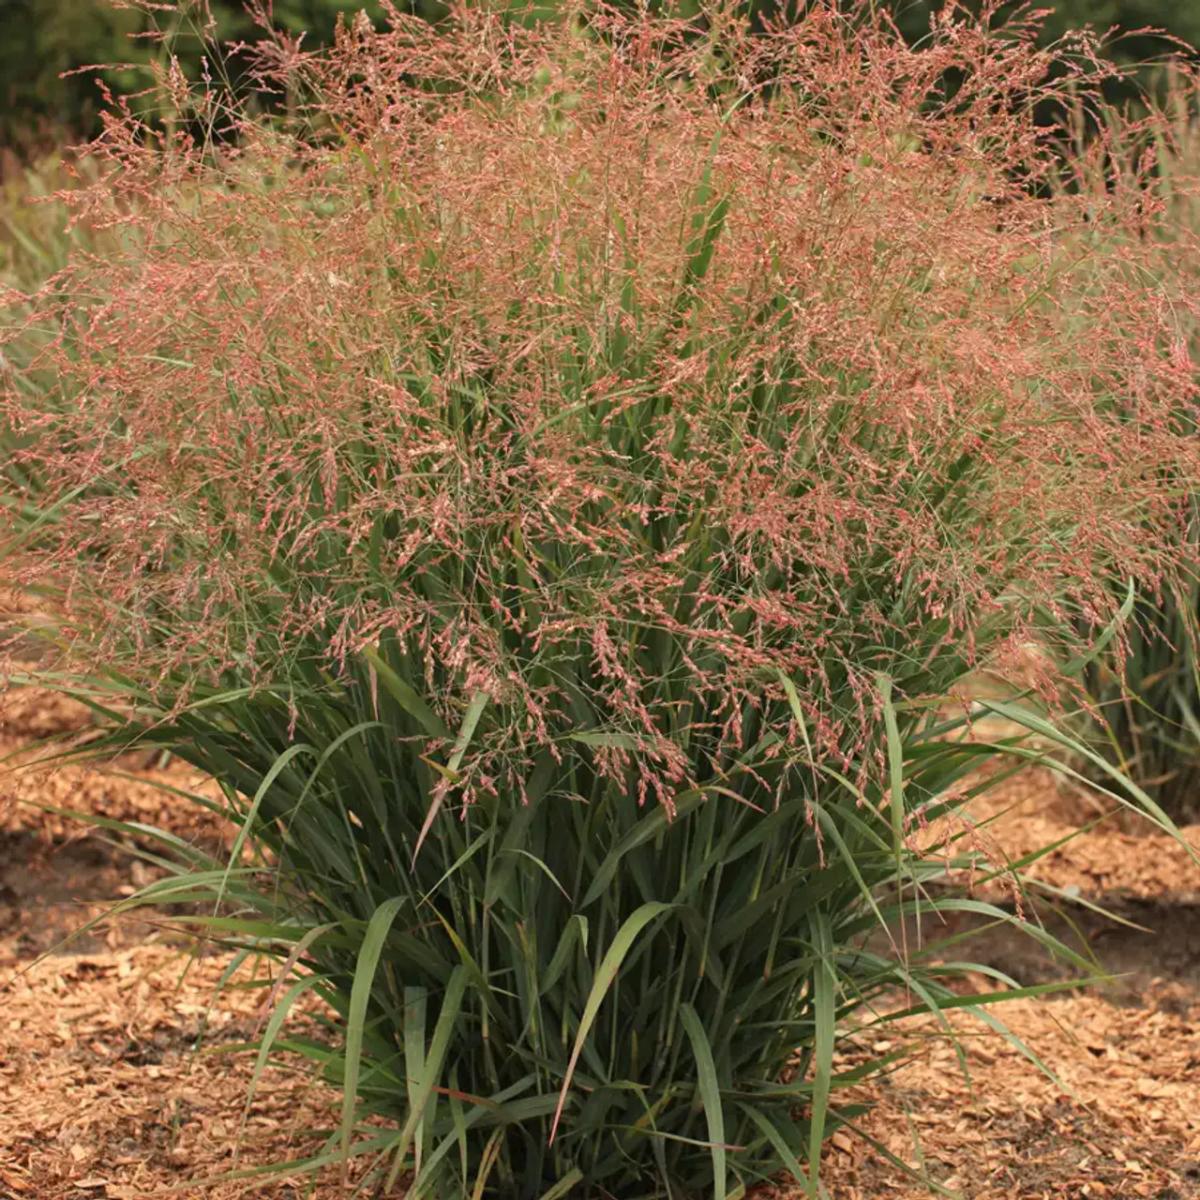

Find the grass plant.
xmin=1062 ymin=69 xmax=1200 ymax=821
xmin=2 ymin=3 xmax=1199 ymax=1196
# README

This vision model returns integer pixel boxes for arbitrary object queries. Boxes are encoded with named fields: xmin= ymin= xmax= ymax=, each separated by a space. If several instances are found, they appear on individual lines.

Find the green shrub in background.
xmin=3 ymin=4 xmax=1199 ymax=1197
xmin=3 ymin=0 xmax=1200 ymax=155
xmin=0 ymin=0 xmax=411 ymax=152
xmin=0 ymin=0 xmax=141 ymax=152
xmin=881 ymin=0 xmax=1200 ymax=52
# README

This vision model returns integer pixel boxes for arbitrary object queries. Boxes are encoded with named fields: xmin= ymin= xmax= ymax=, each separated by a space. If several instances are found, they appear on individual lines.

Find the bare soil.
xmin=2 ymin=686 xmax=1199 ymax=1199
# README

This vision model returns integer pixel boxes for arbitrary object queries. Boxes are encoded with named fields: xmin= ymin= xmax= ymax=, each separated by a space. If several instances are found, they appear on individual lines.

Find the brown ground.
xmin=1 ymin=687 xmax=1199 ymax=1199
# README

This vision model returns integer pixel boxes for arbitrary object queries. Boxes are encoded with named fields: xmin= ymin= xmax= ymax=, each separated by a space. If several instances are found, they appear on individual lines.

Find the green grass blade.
xmin=396 ymin=965 xmax=470 ymax=1187
xmin=679 ymin=1002 xmax=727 ymax=1200
xmin=536 ymin=1168 xmax=585 ymax=1200
xmin=414 ymin=690 xmax=489 ymax=863
xmin=806 ymin=916 xmax=836 ymax=1197
xmin=360 ymin=646 xmax=449 ymax=738
xmin=737 ymin=1104 xmax=810 ymax=1192
xmin=217 ymin=741 xmax=313 ymax=911
xmin=550 ymin=901 xmax=672 ymax=1144
xmin=341 ymin=895 xmax=407 ymax=1173
xmin=877 ymin=673 xmax=906 ymax=861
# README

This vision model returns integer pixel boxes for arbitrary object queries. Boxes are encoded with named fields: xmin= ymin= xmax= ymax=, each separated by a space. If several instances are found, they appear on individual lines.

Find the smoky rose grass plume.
xmin=8 ymin=10 xmax=1200 ymax=1193
xmin=2 ymin=0 xmax=1198 ymax=814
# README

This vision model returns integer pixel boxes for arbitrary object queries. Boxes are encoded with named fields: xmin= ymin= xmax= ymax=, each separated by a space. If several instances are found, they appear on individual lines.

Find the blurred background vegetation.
xmin=2 ymin=0 xmax=1198 ymax=162
xmin=0 ymin=2 xmax=379 ymax=157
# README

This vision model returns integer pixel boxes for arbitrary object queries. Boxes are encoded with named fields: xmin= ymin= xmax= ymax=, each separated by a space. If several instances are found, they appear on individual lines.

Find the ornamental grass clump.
xmin=3 ymin=3 xmax=1199 ymax=1196
xmin=1065 ymin=69 xmax=1200 ymax=820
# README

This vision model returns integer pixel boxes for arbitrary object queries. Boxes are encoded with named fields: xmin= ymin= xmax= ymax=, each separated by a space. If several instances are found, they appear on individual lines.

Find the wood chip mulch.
xmin=0 ymin=942 xmax=344 ymax=1200
xmin=824 ymin=983 xmax=1200 ymax=1199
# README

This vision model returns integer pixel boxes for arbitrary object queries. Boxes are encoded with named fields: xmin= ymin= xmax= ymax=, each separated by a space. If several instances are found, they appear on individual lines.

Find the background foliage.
xmin=3 ymin=0 xmax=1199 ymax=154
xmin=0 ymin=1 xmax=390 ymax=152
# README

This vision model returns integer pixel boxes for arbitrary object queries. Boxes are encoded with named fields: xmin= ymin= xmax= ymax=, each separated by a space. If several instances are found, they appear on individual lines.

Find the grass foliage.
xmin=1070 ymin=72 xmax=1200 ymax=820
xmin=1090 ymin=576 xmax=1200 ymax=821
xmin=60 ymin=659 xmax=1111 ymax=1198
